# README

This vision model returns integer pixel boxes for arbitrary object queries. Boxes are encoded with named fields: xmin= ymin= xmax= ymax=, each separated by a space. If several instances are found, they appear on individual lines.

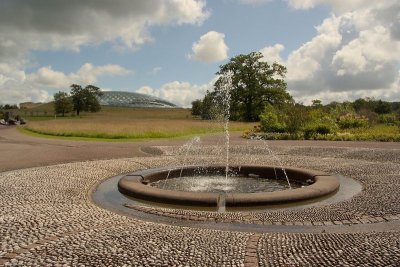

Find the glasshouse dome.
xmin=98 ymin=91 xmax=177 ymax=108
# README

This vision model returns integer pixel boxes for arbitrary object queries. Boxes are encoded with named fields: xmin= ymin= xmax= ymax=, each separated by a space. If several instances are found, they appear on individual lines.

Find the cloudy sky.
xmin=0 ymin=0 xmax=399 ymax=107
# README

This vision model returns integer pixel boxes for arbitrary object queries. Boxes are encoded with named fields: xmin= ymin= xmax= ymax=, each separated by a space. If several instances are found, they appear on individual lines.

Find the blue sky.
xmin=0 ymin=0 xmax=399 ymax=107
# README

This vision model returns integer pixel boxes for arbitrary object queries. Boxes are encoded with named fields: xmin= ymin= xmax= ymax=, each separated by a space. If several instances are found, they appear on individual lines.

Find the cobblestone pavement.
xmin=1 ymin=141 xmax=400 ymax=266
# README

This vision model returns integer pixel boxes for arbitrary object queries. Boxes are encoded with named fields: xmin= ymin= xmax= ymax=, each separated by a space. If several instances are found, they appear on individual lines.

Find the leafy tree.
xmin=353 ymin=98 xmax=392 ymax=115
xmin=201 ymin=91 xmax=223 ymax=120
xmin=53 ymin=91 xmax=72 ymax=116
xmin=353 ymin=97 xmax=378 ymax=113
xmin=392 ymin=102 xmax=400 ymax=114
xmin=374 ymin=100 xmax=392 ymax=114
xmin=2 ymin=104 xmax=18 ymax=109
xmin=208 ymin=52 xmax=292 ymax=122
xmin=191 ymin=99 xmax=203 ymax=116
xmin=311 ymin=99 xmax=323 ymax=108
xmin=70 ymin=84 xmax=103 ymax=116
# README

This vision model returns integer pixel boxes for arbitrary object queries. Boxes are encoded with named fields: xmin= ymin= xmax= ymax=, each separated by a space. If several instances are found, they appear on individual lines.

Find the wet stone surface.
xmin=0 ymin=144 xmax=399 ymax=266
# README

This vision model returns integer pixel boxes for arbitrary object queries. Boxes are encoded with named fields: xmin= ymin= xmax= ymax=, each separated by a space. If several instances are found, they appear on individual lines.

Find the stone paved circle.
xmin=1 ymin=143 xmax=400 ymax=266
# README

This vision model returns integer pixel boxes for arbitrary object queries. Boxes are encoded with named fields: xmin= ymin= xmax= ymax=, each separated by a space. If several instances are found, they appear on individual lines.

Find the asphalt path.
xmin=1 ymin=125 xmax=399 ymax=172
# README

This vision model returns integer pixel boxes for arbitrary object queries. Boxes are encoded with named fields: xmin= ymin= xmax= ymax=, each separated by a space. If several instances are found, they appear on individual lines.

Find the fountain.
xmin=117 ymin=71 xmax=340 ymax=209
xmin=118 ymin=165 xmax=339 ymax=207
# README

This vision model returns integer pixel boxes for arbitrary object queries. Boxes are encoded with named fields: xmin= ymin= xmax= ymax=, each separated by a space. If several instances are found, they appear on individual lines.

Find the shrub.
xmin=338 ymin=113 xmax=369 ymax=129
xmin=304 ymin=124 xmax=336 ymax=139
xmin=378 ymin=113 xmax=398 ymax=125
xmin=259 ymin=105 xmax=286 ymax=133
xmin=282 ymin=104 xmax=309 ymax=134
xmin=304 ymin=110 xmax=337 ymax=139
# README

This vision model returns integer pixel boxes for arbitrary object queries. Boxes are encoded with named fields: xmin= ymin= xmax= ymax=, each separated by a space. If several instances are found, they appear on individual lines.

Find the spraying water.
xmin=162 ymin=136 xmax=200 ymax=189
xmin=261 ymin=140 xmax=292 ymax=189
xmin=178 ymin=136 xmax=200 ymax=177
xmin=218 ymin=71 xmax=233 ymax=179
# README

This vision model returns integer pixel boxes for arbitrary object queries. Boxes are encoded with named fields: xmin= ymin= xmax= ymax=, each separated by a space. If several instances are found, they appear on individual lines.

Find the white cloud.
xmin=72 ymin=63 xmax=133 ymax=85
xmin=0 ymin=0 xmax=209 ymax=104
xmin=287 ymin=0 xmax=376 ymax=13
xmin=0 ymin=70 xmax=51 ymax=105
xmin=136 ymin=79 xmax=215 ymax=107
xmin=0 ymin=0 xmax=209 ymax=56
xmin=0 ymin=63 xmax=132 ymax=105
xmin=332 ymin=26 xmax=400 ymax=76
xmin=260 ymin=44 xmax=285 ymax=63
xmin=260 ymin=0 xmax=400 ymax=104
xmin=0 ymin=63 xmax=26 ymax=86
xmin=28 ymin=67 xmax=71 ymax=89
xmin=168 ymin=0 xmax=210 ymax=25
xmin=189 ymin=31 xmax=229 ymax=63
xmin=27 ymin=63 xmax=132 ymax=89
xmin=292 ymin=73 xmax=400 ymax=105
xmin=287 ymin=16 xmax=342 ymax=81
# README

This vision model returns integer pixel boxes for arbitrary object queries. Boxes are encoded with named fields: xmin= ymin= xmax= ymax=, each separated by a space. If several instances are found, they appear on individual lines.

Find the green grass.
xmin=337 ymin=125 xmax=400 ymax=141
xmin=20 ymin=106 xmax=255 ymax=141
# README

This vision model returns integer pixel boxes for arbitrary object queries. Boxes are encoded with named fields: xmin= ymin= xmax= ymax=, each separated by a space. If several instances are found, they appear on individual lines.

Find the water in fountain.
xmin=151 ymin=175 xmax=299 ymax=193
xmin=178 ymin=136 xmax=201 ymax=177
xmin=260 ymin=140 xmax=292 ymax=189
xmin=162 ymin=136 xmax=200 ymax=189
xmin=219 ymin=71 xmax=233 ymax=179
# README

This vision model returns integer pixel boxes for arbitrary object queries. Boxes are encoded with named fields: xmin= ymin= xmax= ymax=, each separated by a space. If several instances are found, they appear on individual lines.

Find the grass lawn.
xmin=21 ymin=106 xmax=255 ymax=141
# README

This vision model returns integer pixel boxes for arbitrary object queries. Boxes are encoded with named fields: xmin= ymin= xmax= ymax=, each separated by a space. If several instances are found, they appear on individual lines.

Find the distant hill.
xmin=19 ymin=102 xmax=44 ymax=109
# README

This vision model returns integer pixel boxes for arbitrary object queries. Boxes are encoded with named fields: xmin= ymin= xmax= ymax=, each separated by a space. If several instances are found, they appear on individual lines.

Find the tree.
xmin=311 ymin=99 xmax=323 ymax=108
xmin=210 ymin=52 xmax=292 ymax=122
xmin=2 ymin=104 xmax=18 ymax=110
xmin=53 ymin=91 xmax=72 ymax=116
xmin=353 ymin=97 xmax=376 ymax=112
xmin=191 ymin=99 xmax=203 ymax=116
xmin=200 ymin=92 xmax=220 ymax=120
xmin=70 ymin=84 xmax=103 ymax=116
xmin=374 ymin=100 xmax=392 ymax=114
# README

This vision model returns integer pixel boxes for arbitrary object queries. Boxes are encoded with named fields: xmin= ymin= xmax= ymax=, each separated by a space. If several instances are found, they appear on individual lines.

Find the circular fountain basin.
xmin=117 ymin=165 xmax=340 ymax=207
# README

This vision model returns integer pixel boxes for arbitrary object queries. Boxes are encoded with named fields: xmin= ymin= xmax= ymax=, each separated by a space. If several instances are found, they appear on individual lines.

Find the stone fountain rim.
xmin=117 ymin=165 xmax=340 ymax=207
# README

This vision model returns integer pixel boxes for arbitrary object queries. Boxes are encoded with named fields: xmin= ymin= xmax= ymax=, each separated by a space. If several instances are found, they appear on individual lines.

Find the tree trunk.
xmin=245 ymin=95 xmax=253 ymax=121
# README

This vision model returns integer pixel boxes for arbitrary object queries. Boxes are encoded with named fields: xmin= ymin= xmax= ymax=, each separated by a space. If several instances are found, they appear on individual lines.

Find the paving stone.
xmin=1 ymin=145 xmax=399 ymax=266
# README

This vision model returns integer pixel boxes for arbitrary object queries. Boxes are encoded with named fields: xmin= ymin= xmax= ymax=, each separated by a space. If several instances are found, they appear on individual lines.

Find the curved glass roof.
xmin=98 ymin=91 xmax=177 ymax=108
